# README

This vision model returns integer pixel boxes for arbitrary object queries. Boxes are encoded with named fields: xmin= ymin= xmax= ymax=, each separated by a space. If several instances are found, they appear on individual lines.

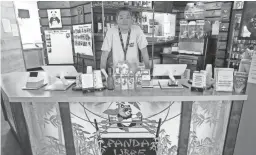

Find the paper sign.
xmin=216 ymin=68 xmax=234 ymax=92
xmin=192 ymin=72 xmax=205 ymax=88
xmin=212 ymin=21 xmax=220 ymax=35
xmin=73 ymin=24 xmax=93 ymax=56
xmin=44 ymin=30 xmax=73 ymax=64
xmin=248 ymin=56 xmax=256 ymax=84
xmin=11 ymin=24 xmax=19 ymax=36
xmin=2 ymin=18 xmax=12 ymax=32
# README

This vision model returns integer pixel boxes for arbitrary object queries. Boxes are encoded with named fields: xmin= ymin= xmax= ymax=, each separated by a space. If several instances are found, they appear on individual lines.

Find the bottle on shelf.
xmin=97 ymin=16 xmax=103 ymax=33
xmin=110 ymin=15 xmax=115 ymax=28
xmin=142 ymin=1 xmax=147 ymax=7
xmin=105 ymin=15 xmax=111 ymax=31
xmin=230 ymin=62 xmax=234 ymax=68
xmin=231 ymin=53 xmax=234 ymax=60
xmin=107 ymin=68 xmax=115 ymax=90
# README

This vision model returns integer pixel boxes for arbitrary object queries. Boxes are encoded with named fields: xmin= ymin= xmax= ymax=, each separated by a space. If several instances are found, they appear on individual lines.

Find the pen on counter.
xmin=181 ymin=84 xmax=189 ymax=88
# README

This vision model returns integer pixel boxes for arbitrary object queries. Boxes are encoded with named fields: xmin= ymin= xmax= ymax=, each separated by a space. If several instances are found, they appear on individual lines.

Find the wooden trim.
xmin=38 ymin=8 xmax=72 ymax=18
xmin=40 ymin=17 xmax=72 ymax=26
xmin=59 ymin=102 xmax=76 ymax=155
xmin=10 ymin=102 xmax=33 ymax=155
xmin=177 ymin=101 xmax=193 ymax=155
xmin=37 ymin=1 xmax=71 ymax=9
xmin=6 ymin=94 xmax=248 ymax=103
xmin=69 ymin=1 xmax=90 ymax=8
xmin=222 ymin=100 xmax=244 ymax=155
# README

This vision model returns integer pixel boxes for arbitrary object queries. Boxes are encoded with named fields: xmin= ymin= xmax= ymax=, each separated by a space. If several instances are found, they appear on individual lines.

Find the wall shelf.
xmin=92 ymin=3 xmax=153 ymax=12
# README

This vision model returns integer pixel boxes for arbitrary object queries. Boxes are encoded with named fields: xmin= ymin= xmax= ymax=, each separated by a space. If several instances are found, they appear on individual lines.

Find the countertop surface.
xmin=1 ymin=72 xmax=248 ymax=102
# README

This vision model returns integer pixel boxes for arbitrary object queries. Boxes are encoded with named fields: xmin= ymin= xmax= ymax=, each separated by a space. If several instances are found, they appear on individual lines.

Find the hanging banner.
xmin=73 ymin=24 xmax=93 ymax=56
xmin=44 ymin=30 xmax=73 ymax=64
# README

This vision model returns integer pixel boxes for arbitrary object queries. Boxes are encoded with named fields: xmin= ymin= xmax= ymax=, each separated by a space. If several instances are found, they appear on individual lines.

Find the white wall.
xmin=14 ymin=1 xmax=42 ymax=45
xmin=234 ymin=83 xmax=256 ymax=155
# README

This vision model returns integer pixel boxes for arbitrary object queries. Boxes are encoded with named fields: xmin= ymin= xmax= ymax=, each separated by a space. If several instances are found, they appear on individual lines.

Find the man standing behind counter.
xmin=100 ymin=7 xmax=150 ymax=73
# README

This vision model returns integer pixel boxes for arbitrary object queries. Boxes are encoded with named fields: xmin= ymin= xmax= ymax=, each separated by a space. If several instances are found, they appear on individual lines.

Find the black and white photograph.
xmin=1 ymin=1 xmax=256 ymax=155
xmin=47 ymin=9 xmax=62 ymax=28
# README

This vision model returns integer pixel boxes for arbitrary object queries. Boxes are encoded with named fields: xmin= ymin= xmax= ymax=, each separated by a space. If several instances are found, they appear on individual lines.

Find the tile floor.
xmin=1 ymin=107 xmax=23 ymax=155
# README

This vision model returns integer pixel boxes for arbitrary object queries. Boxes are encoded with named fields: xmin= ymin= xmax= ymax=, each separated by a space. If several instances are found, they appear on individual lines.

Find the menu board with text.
xmin=73 ymin=24 xmax=93 ymax=56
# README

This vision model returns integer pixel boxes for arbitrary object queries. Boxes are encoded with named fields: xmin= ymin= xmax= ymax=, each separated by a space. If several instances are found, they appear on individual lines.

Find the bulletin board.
xmin=44 ymin=30 xmax=74 ymax=64
xmin=73 ymin=24 xmax=93 ymax=56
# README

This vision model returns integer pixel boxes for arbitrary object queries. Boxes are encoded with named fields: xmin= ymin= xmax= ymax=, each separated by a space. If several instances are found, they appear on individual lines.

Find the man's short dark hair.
xmin=116 ymin=7 xmax=133 ymax=18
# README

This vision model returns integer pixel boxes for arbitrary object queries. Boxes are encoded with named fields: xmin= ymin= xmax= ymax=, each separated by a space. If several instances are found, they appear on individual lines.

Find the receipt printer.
xmin=26 ymin=72 xmax=44 ymax=88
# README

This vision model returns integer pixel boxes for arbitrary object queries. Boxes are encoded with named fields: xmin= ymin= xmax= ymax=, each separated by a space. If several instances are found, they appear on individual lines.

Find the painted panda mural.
xmin=103 ymin=102 xmax=142 ymax=132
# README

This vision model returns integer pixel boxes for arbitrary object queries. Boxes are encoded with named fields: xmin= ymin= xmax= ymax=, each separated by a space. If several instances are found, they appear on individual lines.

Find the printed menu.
xmin=73 ymin=24 xmax=93 ymax=56
xmin=215 ymin=68 xmax=234 ymax=92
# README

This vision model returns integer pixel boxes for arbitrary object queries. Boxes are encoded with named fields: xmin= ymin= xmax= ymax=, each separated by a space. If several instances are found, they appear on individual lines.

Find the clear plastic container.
xmin=184 ymin=3 xmax=194 ymax=19
xmin=188 ymin=21 xmax=196 ymax=39
xmin=179 ymin=20 xmax=188 ymax=39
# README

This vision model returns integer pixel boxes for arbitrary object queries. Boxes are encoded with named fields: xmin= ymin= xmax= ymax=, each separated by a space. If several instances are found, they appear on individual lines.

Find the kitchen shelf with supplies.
xmin=92 ymin=2 xmax=154 ymax=12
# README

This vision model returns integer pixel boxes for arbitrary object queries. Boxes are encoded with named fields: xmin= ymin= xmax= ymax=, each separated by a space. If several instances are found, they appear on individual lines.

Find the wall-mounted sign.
xmin=47 ymin=9 xmax=62 ymax=29
xmin=77 ymin=6 xmax=84 ymax=24
xmin=44 ymin=30 xmax=73 ymax=64
xmin=73 ymin=24 xmax=93 ymax=56
xmin=101 ymin=138 xmax=156 ymax=155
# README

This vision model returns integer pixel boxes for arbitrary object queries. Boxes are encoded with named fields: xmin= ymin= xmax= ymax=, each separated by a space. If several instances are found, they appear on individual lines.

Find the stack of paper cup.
xmin=93 ymin=70 xmax=103 ymax=89
xmin=206 ymin=64 xmax=212 ymax=78
xmin=87 ymin=66 xmax=93 ymax=74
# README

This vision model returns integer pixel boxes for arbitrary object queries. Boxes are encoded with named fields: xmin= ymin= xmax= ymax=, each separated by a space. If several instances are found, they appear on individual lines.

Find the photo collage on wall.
xmin=73 ymin=24 xmax=93 ymax=56
xmin=45 ymin=31 xmax=52 ymax=53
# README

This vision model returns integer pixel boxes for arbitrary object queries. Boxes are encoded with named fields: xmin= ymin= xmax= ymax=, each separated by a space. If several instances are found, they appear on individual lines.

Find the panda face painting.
xmin=103 ymin=102 xmax=142 ymax=132
xmin=118 ymin=104 xmax=132 ymax=119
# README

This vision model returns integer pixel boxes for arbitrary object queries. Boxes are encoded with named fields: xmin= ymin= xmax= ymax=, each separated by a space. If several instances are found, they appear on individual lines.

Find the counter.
xmin=1 ymin=72 xmax=247 ymax=155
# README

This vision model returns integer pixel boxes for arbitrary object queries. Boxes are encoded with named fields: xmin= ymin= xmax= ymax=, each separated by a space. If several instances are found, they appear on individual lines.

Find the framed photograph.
xmin=239 ymin=1 xmax=256 ymax=39
xmin=47 ymin=9 xmax=62 ymax=29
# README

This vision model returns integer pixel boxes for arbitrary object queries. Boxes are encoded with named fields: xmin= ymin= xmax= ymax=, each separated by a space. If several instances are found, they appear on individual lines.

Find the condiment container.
xmin=114 ymin=74 xmax=121 ymax=90
xmin=128 ymin=71 xmax=135 ymax=90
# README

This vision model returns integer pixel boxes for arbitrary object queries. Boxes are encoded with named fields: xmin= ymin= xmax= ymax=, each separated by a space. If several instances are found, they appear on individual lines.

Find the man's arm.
xmin=140 ymin=47 xmax=150 ymax=69
xmin=100 ymin=51 xmax=109 ymax=70
xmin=100 ymin=29 xmax=112 ymax=70
xmin=136 ymin=25 xmax=150 ymax=69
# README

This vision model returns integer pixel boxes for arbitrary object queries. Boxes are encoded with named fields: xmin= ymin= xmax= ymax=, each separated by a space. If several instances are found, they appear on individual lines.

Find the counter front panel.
xmin=1 ymin=72 xmax=247 ymax=155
